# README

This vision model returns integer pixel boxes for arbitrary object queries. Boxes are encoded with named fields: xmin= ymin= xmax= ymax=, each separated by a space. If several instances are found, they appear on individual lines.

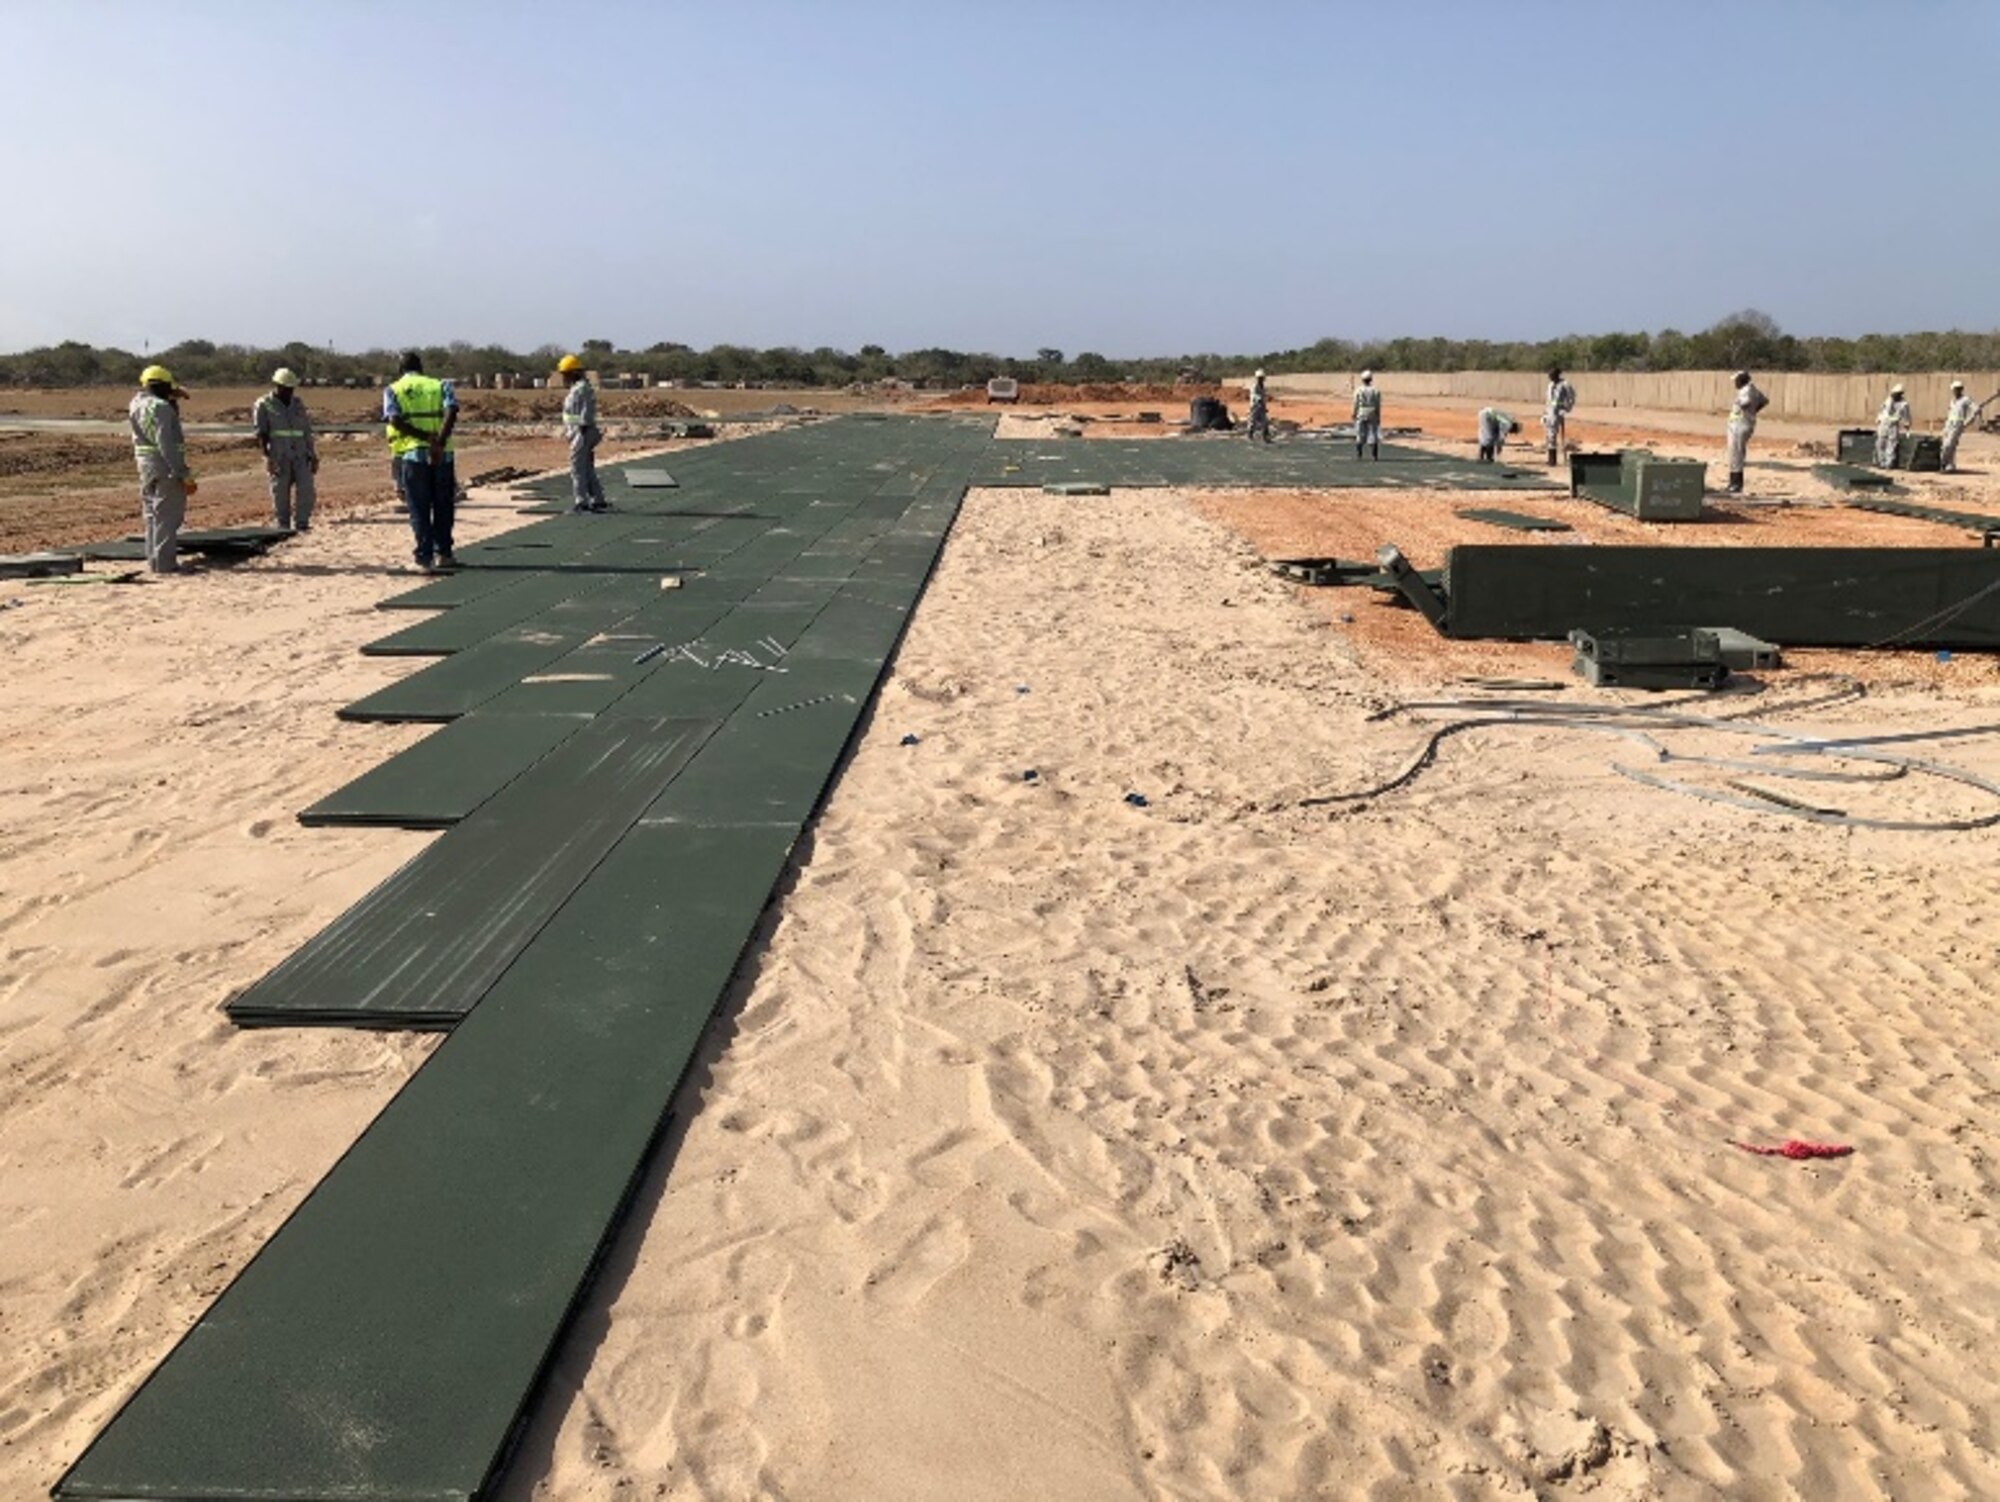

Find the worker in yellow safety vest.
xmin=383 ymin=350 xmax=459 ymax=570
xmin=128 ymin=365 xmax=197 ymax=573
xmin=253 ymin=368 xmax=318 ymax=530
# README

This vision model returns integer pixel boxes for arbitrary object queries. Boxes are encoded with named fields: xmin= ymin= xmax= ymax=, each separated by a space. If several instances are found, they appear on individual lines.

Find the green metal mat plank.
xmin=475 ymin=594 xmax=748 ymax=718
xmin=340 ymin=576 xmax=673 ymax=722
xmin=640 ymin=664 xmax=883 ymax=829
xmin=1455 ymin=506 xmax=1572 ymax=532
xmin=376 ymin=568 xmax=522 ymax=612
xmin=55 ymin=413 xmax=999 ymax=1501
xmin=599 ymin=603 xmax=831 ymax=720
xmin=965 ymin=437 xmax=1564 ymax=492
xmin=296 ymin=712 xmax=592 ymax=829
xmin=1840 ymin=494 xmax=2000 ymax=531
xmin=1813 ymin=462 xmax=1900 ymax=493
xmin=59 ymin=820 xmax=804 ymax=1502
xmin=361 ymin=574 xmax=623 ymax=657
xmin=784 ymin=590 xmax=915 ymax=663
xmin=1443 ymin=544 xmax=2000 ymax=648
xmin=227 ymin=715 xmax=717 ymax=1028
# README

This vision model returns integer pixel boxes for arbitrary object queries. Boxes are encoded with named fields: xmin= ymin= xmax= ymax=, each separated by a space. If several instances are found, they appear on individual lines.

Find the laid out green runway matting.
xmin=59 ymin=414 xmax=1564 ymax=1502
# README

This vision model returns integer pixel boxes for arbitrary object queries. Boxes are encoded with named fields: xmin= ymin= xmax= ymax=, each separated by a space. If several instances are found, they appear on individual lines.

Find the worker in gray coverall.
xmin=1477 ymin=408 xmax=1519 ymax=462
xmin=1942 ymin=380 xmax=1989 ymax=473
xmin=1352 ymin=370 xmax=1382 ymax=460
xmin=129 ymin=364 xmax=196 ymax=574
xmin=1874 ymin=383 xmax=1912 ymax=467
xmin=1543 ymin=366 xmax=1576 ymax=466
xmin=1724 ymin=370 xmax=1767 ymax=494
xmin=558 ymin=354 xmax=607 ymax=512
xmin=1246 ymin=369 xmax=1272 ymax=443
xmin=253 ymin=367 xmax=318 ymax=530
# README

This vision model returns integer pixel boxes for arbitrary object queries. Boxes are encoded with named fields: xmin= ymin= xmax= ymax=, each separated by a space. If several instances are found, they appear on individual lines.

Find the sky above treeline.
xmin=3 ymin=1 xmax=1995 ymax=359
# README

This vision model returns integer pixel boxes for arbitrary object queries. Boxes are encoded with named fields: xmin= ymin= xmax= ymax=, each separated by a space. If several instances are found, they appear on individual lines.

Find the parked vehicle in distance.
xmin=986 ymin=377 xmax=1019 ymax=405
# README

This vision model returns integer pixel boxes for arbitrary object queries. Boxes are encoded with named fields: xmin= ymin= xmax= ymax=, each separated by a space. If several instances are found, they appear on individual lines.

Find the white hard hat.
xmin=1952 ymin=380 xmax=1965 ymax=390
xmin=1253 ymin=368 xmax=1265 ymax=380
xmin=1891 ymin=383 xmax=1905 ymax=395
xmin=272 ymin=368 xmax=299 ymax=388
xmin=1360 ymin=369 xmax=1374 ymax=381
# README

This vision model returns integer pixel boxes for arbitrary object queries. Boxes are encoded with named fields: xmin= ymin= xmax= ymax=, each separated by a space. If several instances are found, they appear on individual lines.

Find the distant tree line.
xmin=7 ymin=313 xmax=2000 ymax=389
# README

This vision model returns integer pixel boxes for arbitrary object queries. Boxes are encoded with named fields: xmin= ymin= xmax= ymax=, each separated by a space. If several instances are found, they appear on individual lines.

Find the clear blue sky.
xmin=2 ymin=0 xmax=1995 ymax=358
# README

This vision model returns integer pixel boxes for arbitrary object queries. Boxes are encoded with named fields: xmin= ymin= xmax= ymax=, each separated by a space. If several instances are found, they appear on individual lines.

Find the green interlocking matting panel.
xmin=1454 ymin=506 xmax=1572 ymax=533
xmin=60 ymin=413 xmax=1597 ymax=1502
xmin=1443 ymin=544 xmax=2000 ymax=648
xmin=1813 ymin=462 xmax=1900 ymax=493
xmin=967 ymin=435 xmax=1562 ymax=491
xmin=1839 ymin=493 xmax=2000 ymax=533
xmin=59 ymin=818 xmax=809 ymax=1502
xmin=55 ymin=526 xmax=297 ymax=563
xmin=228 ymin=715 xmax=718 ymax=1029
xmin=296 ymin=712 xmax=592 ymax=829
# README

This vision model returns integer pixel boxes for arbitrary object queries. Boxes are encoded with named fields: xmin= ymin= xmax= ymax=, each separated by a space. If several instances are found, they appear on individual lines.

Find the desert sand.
xmin=5 ymin=406 xmax=2000 ymax=1500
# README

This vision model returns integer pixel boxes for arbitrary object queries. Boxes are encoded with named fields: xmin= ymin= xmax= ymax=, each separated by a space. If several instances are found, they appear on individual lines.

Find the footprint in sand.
xmin=863 ymin=1215 xmax=972 ymax=1308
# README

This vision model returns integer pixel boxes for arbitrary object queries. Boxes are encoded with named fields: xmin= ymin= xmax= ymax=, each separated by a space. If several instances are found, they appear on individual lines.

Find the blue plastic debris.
xmin=1022 ymin=769 xmax=1039 ymax=782
xmin=1015 ymin=684 xmax=1030 ymax=694
xmin=1937 ymin=650 xmax=1954 ymax=664
xmin=1123 ymin=792 xmax=1149 ymax=807
xmin=899 ymin=733 xmax=921 ymax=746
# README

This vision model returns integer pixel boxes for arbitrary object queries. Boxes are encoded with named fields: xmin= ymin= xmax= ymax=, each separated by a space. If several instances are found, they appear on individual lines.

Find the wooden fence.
xmin=1269 ymin=371 xmax=2000 ymax=427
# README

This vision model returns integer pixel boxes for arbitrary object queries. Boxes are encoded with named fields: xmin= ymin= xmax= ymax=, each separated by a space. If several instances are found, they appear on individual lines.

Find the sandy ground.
xmin=6 ymin=430 xmax=2000 ymax=1498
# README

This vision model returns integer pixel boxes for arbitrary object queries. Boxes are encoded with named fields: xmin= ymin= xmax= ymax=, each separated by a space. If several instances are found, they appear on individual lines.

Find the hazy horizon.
xmin=5 ymin=0 xmax=1995 ymax=358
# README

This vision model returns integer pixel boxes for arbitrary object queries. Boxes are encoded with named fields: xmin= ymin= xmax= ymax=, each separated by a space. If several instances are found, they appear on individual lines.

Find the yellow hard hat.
xmin=557 ymin=354 xmax=584 ymax=373
xmin=272 ymin=367 xmax=299 ymax=388
xmin=140 ymin=364 xmax=175 ymax=387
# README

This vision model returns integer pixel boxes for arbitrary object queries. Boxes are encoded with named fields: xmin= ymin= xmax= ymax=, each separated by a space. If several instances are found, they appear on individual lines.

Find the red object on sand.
xmin=1731 ymin=1139 xmax=1854 ymax=1160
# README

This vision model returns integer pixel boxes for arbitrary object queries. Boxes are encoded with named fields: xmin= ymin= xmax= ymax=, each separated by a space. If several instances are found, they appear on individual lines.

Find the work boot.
xmin=1370 ymin=443 xmax=1380 ymax=461
xmin=1545 ymin=447 xmax=1558 ymax=467
xmin=1727 ymin=471 xmax=1744 ymax=495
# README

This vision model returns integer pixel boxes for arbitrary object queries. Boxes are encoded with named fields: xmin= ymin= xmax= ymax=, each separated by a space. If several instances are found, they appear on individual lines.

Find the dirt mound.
xmin=0 ymin=435 xmax=123 ymax=479
xmin=606 ymin=393 xmax=701 ymax=419
xmin=456 ymin=392 xmax=700 ymax=423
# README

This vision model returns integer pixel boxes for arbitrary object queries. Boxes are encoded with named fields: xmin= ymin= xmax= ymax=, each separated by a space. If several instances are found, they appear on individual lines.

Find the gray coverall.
xmin=128 ymin=390 xmax=189 ymax=573
xmin=1942 ymin=394 xmax=1980 ymax=471
xmin=254 ymin=390 xmax=318 ymax=529
xmin=563 ymin=378 xmax=606 ymax=510
xmin=1726 ymin=384 xmax=1766 ymax=480
xmin=1543 ymin=379 xmax=1575 ymax=462
xmin=1353 ymin=383 xmax=1382 ymax=457
xmin=1874 ymin=396 xmax=1912 ymax=467
xmin=1477 ymin=408 xmax=1514 ymax=461
xmin=1246 ymin=381 xmax=1271 ymax=442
